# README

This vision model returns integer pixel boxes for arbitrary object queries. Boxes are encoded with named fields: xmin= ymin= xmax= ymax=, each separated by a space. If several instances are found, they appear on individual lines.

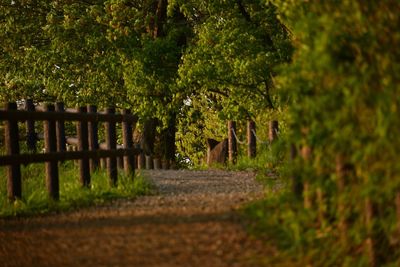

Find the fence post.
xmin=228 ymin=120 xmax=237 ymax=164
xmin=25 ymin=99 xmax=37 ymax=152
xmin=153 ymin=158 xmax=161 ymax=169
xmin=77 ymin=106 xmax=90 ymax=187
xmin=5 ymin=102 xmax=22 ymax=200
xmin=122 ymin=109 xmax=135 ymax=177
xmin=44 ymin=103 xmax=59 ymax=200
xmin=137 ymin=153 xmax=145 ymax=170
xmin=269 ymin=120 xmax=279 ymax=142
xmin=100 ymin=157 xmax=107 ymax=170
xmin=87 ymin=105 xmax=99 ymax=172
xmin=247 ymin=120 xmax=256 ymax=158
xmin=55 ymin=102 xmax=66 ymax=153
xmin=105 ymin=107 xmax=117 ymax=186
xmin=145 ymin=155 xmax=153 ymax=169
xmin=162 ymin=159 xmax=169 ymax=170
xmin=117 ymin=156 xmax=124 ymax=170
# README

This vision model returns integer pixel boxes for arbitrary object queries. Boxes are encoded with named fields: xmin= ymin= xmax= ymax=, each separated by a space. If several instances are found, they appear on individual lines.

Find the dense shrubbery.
xmin=249 ymin=1 xmax=400 ymax=266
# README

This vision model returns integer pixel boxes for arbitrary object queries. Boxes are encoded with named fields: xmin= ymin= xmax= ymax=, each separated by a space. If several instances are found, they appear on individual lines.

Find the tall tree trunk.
xmin=161 ymin=112 xmax=176 ymax=163
xmin=153 ymin=0 xmax=168 ymax=38
xmin=140 ymin=0 xmax=168 ymax=157
xmin=140 ymin=118 xmax=158 ymax=156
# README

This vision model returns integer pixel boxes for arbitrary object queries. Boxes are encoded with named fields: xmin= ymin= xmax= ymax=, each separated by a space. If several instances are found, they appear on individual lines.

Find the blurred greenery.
xmin=242 ymin=1 xmax=400 ymax=266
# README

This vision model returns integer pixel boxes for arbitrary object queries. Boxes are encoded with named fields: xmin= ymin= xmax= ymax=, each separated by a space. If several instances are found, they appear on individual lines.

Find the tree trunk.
xmin=160 ymin=112 xmax=176 ymax=164
xmin=140 ymin=118 xmax=158 ymax=156
xmin=154 ymin=0 xmax=168 ymax=38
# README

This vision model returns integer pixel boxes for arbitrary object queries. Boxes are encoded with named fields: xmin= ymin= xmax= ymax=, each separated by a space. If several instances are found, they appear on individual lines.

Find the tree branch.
xmin=236 ymin=0 xmax=252 ymax=23
xmin=264 ymin=80 xmax=275 ymax=109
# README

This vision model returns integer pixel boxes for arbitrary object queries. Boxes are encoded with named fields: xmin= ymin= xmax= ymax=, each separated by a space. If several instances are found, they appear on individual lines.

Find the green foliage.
xmin=0 ymin=162 xmax=154 ymax=217
xmin=177 ymin=0 xmax=292 ymax=118
xmin=0 ymin=0 xmax=291 ymax=163
xmin=174 ymin=0 xmax=292 ymax=163
xmin=243 ymin=1 xmax=400 ymax=266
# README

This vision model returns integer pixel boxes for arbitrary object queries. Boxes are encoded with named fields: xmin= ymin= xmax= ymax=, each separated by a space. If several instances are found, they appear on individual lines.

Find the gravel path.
xmin=0 ymin=170 xmax=272 ymax=267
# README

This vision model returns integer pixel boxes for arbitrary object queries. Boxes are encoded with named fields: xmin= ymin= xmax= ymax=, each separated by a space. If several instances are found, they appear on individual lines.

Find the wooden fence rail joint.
xmin=0 ymin=101 xmax=140 ymax=200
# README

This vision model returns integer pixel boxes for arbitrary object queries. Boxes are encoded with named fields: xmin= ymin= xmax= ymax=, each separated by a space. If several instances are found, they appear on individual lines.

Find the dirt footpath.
xmin=0 ymin=170 xmax=273 ymax=267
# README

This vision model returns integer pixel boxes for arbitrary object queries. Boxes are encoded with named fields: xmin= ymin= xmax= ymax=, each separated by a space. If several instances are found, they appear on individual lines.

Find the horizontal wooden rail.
xmin=1 ymin=100 xmax=140 ymax=201
xmin=0 ymin=148 xmax=141 ymax=166
xmin=0 ymin=109 xmax=138 ymax=123
xmin=65 ymin=136 xmax=124 ymax=149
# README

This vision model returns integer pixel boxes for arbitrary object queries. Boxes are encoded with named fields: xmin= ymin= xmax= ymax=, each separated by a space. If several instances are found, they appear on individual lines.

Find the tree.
xmin=0 ymin=0 xmax=291 ymax=164
xmin=0 ymin=0 xmax=189 ymax=161
xmin=175 ymin=0 xmax=292 ymax=162
xmin=0 ymin=0 xmax=50 ymax=102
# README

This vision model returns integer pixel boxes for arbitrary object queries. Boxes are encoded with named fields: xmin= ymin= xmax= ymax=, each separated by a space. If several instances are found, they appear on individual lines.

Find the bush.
xmin=246 ymin=1 xmax=400 ymax=266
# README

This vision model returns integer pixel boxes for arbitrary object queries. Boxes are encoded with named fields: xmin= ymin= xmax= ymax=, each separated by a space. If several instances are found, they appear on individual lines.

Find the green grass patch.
xmin=0 ymin=162 xmax=155 ymax=218
xmin=226 ymin=138 xmax=288 ymax=187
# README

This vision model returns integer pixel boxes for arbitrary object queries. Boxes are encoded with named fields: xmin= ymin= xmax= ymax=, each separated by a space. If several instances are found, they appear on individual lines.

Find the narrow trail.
xmin=0 ymin=170 xmax=273 ymax=267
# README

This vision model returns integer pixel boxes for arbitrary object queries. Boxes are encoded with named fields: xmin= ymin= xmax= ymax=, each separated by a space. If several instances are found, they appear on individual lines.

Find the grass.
xmin=0 ymin=161 xmax=155 ymax=218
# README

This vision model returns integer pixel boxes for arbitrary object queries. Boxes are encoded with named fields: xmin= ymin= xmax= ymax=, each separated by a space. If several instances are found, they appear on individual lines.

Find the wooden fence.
xmin=227 ymin=120 xmax=279 ymax=164
xmin=0 ymin=100 xmax=140 ymax=200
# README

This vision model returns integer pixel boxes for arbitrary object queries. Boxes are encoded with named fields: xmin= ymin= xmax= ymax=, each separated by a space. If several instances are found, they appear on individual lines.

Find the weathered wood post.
xmin=122 ymin=109 xmax=135 ymax=177
xmin=162 ymin=159 xmax=169 ymax=170
xmin=44 ymin=104 xmax=59 ymax=200
xmin=55 ymin=102 xmax=66 ymax=153
xmin=100 ymin=157 xmax=107 ymax=169
xmin=247 ymin=120 xmax=256 ymax=158
xmin=72 ymin=145 xmax=79 ymax=167
xmin=145 ymin=155 xmax=153 ymax=169
xmin=87 ymin=105 xmax=99 ymax=172
xmin=153 ymin=158 xmax=161 ymax=169
xmin=227 ymin=120 xmax=237 ymax=164
xmin=117 ymin=156 xmax=124 ymax=170
xmin=105 ymin=107 xmax=117 ymax=186
xmin=77 ymin=106 xmax=90 ymax=187
xmin=137 ymin=153 xmax=145 ymax=170
xmin=25 ymin=99 xmax=37 ymax=152
xmin=268 ymin=120 xmax=279 ymax=142
xmin=5 ymin=102 xmax=22 ymax=200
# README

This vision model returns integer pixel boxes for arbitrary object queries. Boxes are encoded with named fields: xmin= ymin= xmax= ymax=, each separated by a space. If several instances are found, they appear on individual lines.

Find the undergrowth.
xmin=238 ymin=142 xmax=399 ymax=266
xmin=0 ymin=162 xmax=155 ymax=218
xmin=241 ymin=190 xmax=399 ymax=267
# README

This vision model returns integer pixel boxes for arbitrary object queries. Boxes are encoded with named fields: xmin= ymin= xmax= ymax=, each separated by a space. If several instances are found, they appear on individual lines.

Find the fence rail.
xmin=0 ymin=100 xmax=140 ymax=201
xmin=227 ymin=120 xmax=279 ymax=164
xmin=0 ymin=109 xmax=138 ymax=122
xmin=0 ymin=149 xmax=140 ymax=166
